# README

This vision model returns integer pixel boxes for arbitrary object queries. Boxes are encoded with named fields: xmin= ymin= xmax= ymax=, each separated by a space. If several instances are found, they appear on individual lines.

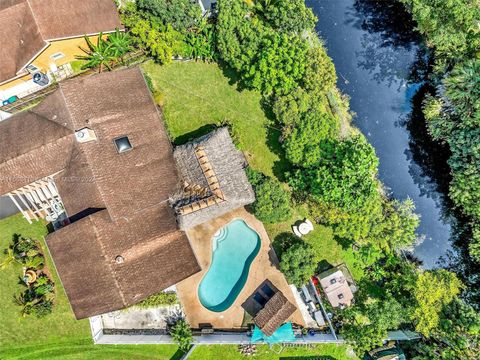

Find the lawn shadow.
xmin=317 ymin=259 xmax=335 ymax=275
xmin=260 ymin=98 xmax=292 ymax=182
xmin=272 ymin=232 xmax=302 ymax=259
xmin=169 ymin=348 xmax=187 ymax=360
xmin=334 ymin=235 xmax=355 ymax=251
xmin=173 ymin=124 xmax=218 ymax=145
xmin=218 ymin=60 xmax=249 ymax=91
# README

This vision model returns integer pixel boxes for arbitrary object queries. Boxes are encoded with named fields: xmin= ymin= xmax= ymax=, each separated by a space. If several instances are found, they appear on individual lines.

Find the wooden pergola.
xmin=7 ymin=176 xmax=66 ymax=224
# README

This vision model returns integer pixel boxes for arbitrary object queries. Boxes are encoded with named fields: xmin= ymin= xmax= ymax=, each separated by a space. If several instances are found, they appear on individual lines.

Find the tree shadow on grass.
xmin=218 ymin=60 xmax=250 ymax=91
xmin=272 ymin=232 xmax=302 ymax=259
xmin=172 ymin=124 xmax=218 ymax=145
xmin=169 ymin=348 xmax=187 ymax=360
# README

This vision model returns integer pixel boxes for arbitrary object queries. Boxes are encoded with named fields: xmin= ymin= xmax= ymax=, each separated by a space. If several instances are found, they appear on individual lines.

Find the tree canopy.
xmin=289 ymin=136 xmax=379 ymax=211
xmin=279 ymin=243 xmax=317 ymax=286
xmin=136 ymin=0 xmax=202 ymax=31
xmin=412 ymin=270 xmax=463 ymax=337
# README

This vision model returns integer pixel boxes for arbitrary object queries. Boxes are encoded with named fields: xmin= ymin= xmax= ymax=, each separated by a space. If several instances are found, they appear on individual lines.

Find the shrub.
xmin=32 ymin=300 xmax=53 ymax=318
xmin=279 ymin=242 xmax=316 ymax=286
xmin=170 ymin=319 xmax=193 ymax=352
xmin=136 ymin=0 xmax=202 ymax=32
xmin=248 ymin=170 xmax=292 ymax=223
xmin=302 ymin=45 xmax=337 ymax=95
xmin=135 ymin=291 xmax=178 ymax=308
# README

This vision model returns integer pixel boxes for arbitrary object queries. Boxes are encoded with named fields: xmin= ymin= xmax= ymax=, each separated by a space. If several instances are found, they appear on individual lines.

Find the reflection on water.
xmin=308 ymin=0 xmax=457 ymax=268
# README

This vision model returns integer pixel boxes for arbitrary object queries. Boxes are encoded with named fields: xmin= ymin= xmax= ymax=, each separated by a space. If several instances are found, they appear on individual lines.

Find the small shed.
xmin=253 ymin=291 xmax=296 ymax=337
xmin=318 ymin=268 xmax=354 ymax=308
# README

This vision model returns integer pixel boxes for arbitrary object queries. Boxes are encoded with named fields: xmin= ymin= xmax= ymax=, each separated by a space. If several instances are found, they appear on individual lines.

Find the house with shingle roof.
xmin=0 ymin=0 xmax=122 ymax=104
xmin=0 ymin=67 xmax=256 ymax=319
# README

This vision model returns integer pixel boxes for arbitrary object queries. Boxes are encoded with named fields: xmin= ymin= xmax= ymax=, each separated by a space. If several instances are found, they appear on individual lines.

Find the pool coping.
xmin=198 ymin=218 xmax=262 ymax=312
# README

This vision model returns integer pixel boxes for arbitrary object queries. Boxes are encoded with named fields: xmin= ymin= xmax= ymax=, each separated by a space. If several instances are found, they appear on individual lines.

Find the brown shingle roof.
xmin=0 ymin=112 xmax=74 ymax=193
xmin=0 ymin=67 xmax=201 ymax=319
xmin=28 ymin=0 xmax=122 ymax=40
xmin=59 ymin=68 xmax=180 ymax=221
xmin=0 ymin=0 xmax=122 ymax=83
xmin=253 ymin=291 xmax=296 ymax=336
xmin=0 ymin=0 xmax=45 ymax=83
xmin=47 ymin=206 xmax=199 ymax=319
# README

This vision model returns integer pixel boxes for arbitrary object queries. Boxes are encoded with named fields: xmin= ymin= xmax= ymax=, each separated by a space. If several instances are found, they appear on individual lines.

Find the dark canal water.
xmin=307 ymin=0 xmax=457 ymax=268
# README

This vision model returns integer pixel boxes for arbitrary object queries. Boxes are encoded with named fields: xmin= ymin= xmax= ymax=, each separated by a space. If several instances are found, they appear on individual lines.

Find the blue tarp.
xmin=251 ymin=322 xmax=296 ymax=344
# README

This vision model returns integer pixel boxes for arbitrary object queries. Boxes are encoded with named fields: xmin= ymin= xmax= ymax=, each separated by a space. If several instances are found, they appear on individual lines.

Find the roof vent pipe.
xmin=75 ymin=128 xmax=97 ymax=143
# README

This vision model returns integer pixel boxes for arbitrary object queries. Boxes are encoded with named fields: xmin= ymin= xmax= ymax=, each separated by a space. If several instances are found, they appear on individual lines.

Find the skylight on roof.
xmin=114 ymin=136 xmax=132 ymax=153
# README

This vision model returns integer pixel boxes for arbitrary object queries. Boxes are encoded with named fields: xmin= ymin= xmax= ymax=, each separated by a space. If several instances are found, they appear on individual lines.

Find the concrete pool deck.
xmin=176 ymin=208 xmax=305 ymax=329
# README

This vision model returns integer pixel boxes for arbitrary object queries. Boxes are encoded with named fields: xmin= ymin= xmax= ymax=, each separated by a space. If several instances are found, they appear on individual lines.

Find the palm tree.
xmin=13 ymin=292 xmax=38 ymax=317
xmin=107 ymin=28 xmax=133 ymax=65
xmin=76 ymin=32 xmax=115 ymax=73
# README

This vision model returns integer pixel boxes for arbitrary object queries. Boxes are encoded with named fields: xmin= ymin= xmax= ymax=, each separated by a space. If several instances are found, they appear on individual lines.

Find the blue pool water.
xmin=198 ymin=219 xmax=261 ymax=312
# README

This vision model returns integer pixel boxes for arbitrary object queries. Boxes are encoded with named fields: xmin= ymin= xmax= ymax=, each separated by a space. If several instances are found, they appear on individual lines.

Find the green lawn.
xmin=0 ymin=341 xmax=181 ymax=360
xmin=190 ymin=344 xmax=357 ymax=360
xmin=142 ymin=61 xmax=287 ymax=179
xmin=0 ymin=214 xmax=180 ymax=359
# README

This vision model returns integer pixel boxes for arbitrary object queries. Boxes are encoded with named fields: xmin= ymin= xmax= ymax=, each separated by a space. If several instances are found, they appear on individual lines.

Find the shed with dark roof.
xmin=253 ymin=291 xmax=296 ymax=337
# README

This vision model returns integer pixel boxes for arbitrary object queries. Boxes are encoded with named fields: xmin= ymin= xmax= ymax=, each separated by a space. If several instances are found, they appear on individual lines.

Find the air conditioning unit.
xmin=75 ymin=127 xmax=97 ymax=143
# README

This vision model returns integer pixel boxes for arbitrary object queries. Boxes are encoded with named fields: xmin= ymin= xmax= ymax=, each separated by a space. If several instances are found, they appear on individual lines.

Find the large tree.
xmin=412 ymin=270 xmax=463 ymax=337
xmin=289 ymin=136 xmax=379 ymax=211
xmin=279 ymin=243 xmax=316 ymax=286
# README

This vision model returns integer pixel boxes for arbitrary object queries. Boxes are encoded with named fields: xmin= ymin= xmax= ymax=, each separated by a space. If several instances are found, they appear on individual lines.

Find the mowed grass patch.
xmin=141 ymin=61 xmax=287 ymax=178
xmin=189 ymin=344 xmax=357 ymax=360
xmin=0 ymin=340 xmax=181 ymax=360
xmin=264 ymin=205 xmax=364 ymax=281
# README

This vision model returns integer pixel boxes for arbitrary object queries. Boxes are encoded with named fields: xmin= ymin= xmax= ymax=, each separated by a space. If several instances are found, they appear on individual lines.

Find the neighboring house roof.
xmin=319 ymin=269 xmax=354 ymax=308
xmin=172 ymin=127 xmax=255 ymax=229
xmin=253 ymin=291 xmax=296 ymax=337
xmin=0 ymin=0 xmax=122 ymax=83
xmin=0 ymin=68 xmax=201 ymax=319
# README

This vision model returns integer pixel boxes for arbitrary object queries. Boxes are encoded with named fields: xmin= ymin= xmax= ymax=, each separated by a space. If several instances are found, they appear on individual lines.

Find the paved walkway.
xmin=95 ymin=332 xmax=341 ymax=345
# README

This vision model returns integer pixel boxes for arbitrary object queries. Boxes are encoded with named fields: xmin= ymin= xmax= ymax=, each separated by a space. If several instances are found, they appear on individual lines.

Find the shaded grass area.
xmin=142 ymin=61 xmax=287 ymax=179
xmin=189 ymin=344 xmax=357 ymax=360
xmin=264 ymin=209 xmax=364 ymax=281
xmin=0 ymin=214 xmax=181 ymax=359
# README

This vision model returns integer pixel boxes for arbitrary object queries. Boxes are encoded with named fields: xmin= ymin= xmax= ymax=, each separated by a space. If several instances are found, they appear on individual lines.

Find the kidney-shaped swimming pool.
xmin=198 ymin=219 xmax=261 ymax=312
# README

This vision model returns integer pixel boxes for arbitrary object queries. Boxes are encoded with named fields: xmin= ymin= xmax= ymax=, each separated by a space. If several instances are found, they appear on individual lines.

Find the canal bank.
xmin=308 ymin=0 xmax=455 ymax=268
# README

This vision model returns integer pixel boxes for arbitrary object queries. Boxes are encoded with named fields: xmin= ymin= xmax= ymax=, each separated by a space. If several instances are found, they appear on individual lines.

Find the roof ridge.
xmin=25 ymin=0 xmax=45 ymax=40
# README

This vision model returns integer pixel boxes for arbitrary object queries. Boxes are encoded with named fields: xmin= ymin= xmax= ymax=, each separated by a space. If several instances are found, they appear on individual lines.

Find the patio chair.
xmin=292 ymin=225 xmax=302 ymax=237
